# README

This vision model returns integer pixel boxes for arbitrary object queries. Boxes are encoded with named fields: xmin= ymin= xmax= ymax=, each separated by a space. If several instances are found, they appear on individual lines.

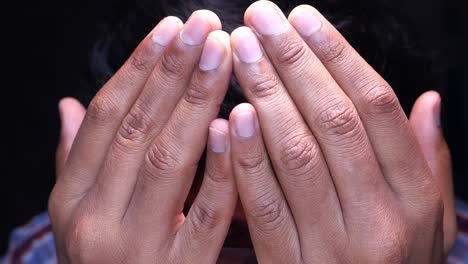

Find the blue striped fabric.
xmin=1 ymin=213 xmax=56 ymax=264
xmin=448 ymin=199 xmax=468 ymax=264
xmin=3 ymin=200 xmax=468 ymax=263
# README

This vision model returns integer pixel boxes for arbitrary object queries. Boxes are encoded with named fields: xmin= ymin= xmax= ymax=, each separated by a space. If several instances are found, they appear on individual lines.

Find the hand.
xmin=228 ymin=1 xmax=455 ymax=263
xmin=49 ymin=11 xmax=237 ymax=263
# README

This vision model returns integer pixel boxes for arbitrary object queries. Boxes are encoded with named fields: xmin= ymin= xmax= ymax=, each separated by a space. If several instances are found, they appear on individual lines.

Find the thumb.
xmin=56 ymin=97 xmax=86 ymax=178
xmin=409 ymin=90 xmax=457 ymax=255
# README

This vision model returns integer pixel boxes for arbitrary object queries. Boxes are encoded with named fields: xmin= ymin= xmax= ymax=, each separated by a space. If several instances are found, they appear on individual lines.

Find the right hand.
xmin=49 ymin=11 xmax=237 ymax=263
xmin=225 ymin=2 xmax=456 ymax=262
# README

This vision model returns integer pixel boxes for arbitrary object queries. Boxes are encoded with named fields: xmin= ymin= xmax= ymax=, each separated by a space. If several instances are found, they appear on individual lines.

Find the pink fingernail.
xmin=233 ymin=29 xmax=263 ymax=63
xmin=199 ymin=36 xmax=225 ymax=71
xmin=180 ymin=14 xmax=211 ymax=46
xmin=209 ymin=128 xmax=227 ymax=153
xmin=234 ymin=112 xmax=256 ymax=138
xmin=290 ymin=6 xmax=322 ymax=37
xmin=152 ymin=17 xmax=182 ymax=46
xmin=248 ymin=2 xmax=286 ymax=35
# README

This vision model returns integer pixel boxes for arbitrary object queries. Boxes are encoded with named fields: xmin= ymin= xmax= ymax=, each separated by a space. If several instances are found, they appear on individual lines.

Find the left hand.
xmin=228 ymin=1 xmax=454 ymax=263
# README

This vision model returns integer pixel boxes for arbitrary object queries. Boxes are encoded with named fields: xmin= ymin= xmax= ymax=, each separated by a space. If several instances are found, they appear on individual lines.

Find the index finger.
xmin=55 ymin=17 xmax=183 ymax=203
xmin=288 ymin=5 xmax=435 ymax=198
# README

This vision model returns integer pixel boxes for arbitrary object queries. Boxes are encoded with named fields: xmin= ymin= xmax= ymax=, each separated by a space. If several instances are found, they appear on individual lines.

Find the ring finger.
xmin=229 ymin=103 xmax=301 ymax=264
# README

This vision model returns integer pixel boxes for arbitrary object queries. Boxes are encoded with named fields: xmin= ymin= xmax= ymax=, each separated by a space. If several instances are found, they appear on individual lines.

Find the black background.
xmin=4 ymin=0 xmax=466 ymax=254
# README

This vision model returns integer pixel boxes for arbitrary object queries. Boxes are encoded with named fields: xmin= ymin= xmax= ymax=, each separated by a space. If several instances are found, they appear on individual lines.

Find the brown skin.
xmin=50 ymin=11 xmax=238 ymax=263
xmin=51 ymin=2 xmax=456 ymax=263
xmin=228 ymin=2 xmax=455 ymax=263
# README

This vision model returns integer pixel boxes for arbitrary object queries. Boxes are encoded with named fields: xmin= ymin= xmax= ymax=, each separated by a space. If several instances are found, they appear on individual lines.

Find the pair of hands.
xmin=50 ymin=1 xmax=456 ymax=263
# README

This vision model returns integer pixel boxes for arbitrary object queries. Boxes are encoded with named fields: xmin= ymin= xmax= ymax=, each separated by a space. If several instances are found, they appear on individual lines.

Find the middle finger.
xmin=243 ymin=1 xmax=394 ymax=231
xmin=124 ymin=30 xmax=233 ymax=237
xmin=231 ymin=26 xmax=344 ymax=256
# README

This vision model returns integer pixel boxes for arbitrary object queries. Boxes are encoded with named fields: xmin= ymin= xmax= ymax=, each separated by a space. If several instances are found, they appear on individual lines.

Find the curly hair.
xmin=84 ymin=0 xmax=439 ymax=118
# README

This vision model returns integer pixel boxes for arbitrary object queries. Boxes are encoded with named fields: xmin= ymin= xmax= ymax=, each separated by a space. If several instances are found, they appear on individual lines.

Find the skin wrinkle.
xmin=46 ymin=1 xmax=456 ymax=263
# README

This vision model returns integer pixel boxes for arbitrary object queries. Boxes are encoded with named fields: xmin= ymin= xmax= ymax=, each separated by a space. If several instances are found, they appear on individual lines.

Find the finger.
xmin=90 ymin=11 xmax=221 ymax=217
xmin=288 ymin=5 xmax=435 ymax=197
xmin=229 ymin=103 xmax=301 ymax=264
xmin=175 ymin=119 xmax=237 ymax=263
xmin=243 ymin=2 xmax=391 ymax=225
xmin=56 ymin=97 xmax=86 ymax=178
xmin=409 ymin=91 xmax=456 ymax=254
xmin=230 ymin=26 xmax=345 ymax=257
xmin=124 ymin=31 xmax=232 ymax=235
xmin=59 ymin=17 xmax=183 ymax=200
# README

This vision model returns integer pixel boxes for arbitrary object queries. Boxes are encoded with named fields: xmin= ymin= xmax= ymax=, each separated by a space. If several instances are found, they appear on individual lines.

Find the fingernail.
xmin=233 ymin=29 xmax=263 ymax=63
xmin=199 ymin=36 xmax=225 ymax=71
xmin=248 ymin=2 xmax=286 ymax=35
xmin=290 ymin=6 xmax=322 ymax=37
xmin=234 ymin=112 xmax=256 ymax=138
xmin=180 ymin=14 xmax=211 ymax=46
xmin=434 ymin=95 xmax=442 ymax=128
xmin=208 ymin=128 xmax=227 ymax=153
xmin=152 ymin=17 xmax=182 ymax=46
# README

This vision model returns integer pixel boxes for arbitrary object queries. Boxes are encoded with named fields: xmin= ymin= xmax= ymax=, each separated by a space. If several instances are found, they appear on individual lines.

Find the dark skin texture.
xmin=51 ymin=1 xmax=456 ymax=263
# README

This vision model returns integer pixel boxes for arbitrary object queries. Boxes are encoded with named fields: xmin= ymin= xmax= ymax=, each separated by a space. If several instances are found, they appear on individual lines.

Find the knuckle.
xmin=248 ymin=71 xmax=281 ymax=99
xmin=159 ymin=52 xmax=185 ymax=82
xmin=128 ymin=47 xmax=153 ymax=72
xmin=183 ymin=77 xmax=212 ymax=108
xmin=317 ymin=99 xmax=360 ymax=138
xmin=116 ymin=107 xmax=153 ymax=143
xmin=144 ymin=142 xmax=181 ymax=177
xmin=279 ymin=133 xmax=320 ymax=175
xmin=320 ymin=38 xmax=348 ymax=64
xmin=362 ymin=82 xmax=401 ymax=116
xmin=87 ymin=93 xmax=119 ymax=125
xmin=205 ymin=165 xmax=230 ymax=184
xmin=275 ymin=36 xmax=308 ymax=67
xmin=277 ymin=134 xmax=326 ymax=189
xmin=237 ymin=151 xmax=267 ymax=175
xmin=189 ymin=201 xmax=224 ymax=236
xmin=249 ymin=193 xmax=287 ymax=234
